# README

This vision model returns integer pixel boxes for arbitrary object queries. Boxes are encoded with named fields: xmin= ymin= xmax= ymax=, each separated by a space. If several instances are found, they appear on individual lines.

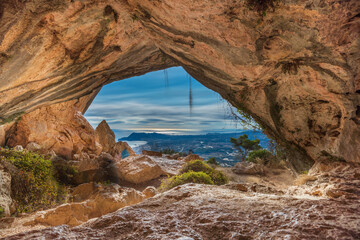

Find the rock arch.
xmin=0 ymin=0 xmax=359 ymax=164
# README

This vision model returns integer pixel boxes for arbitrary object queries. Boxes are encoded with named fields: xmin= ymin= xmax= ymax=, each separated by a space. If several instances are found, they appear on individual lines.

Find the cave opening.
xmin=84 ymin=67 xmax=271 ymax=167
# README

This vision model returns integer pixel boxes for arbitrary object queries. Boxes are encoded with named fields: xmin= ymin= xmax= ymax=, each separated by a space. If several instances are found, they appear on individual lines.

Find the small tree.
xmin=207 ymin=157 xmax=219 ymax=166
xmin=230 ymin=134 xmax=262 ymax=161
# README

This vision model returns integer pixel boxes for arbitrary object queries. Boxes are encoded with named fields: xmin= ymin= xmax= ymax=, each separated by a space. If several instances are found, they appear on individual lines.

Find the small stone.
xmin=25 ymin=142 xmax=42 ymax=152
xmin=14 ymin=145 xmax=23 ymax=151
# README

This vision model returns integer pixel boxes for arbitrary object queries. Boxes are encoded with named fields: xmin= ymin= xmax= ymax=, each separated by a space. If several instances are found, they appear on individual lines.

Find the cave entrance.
xmin=84 ymin=67 xmax=270 ymax=166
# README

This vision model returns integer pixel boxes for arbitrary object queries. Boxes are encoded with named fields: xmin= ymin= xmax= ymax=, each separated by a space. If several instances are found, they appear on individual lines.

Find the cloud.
xmin=84 ymin=67 xmax=243 ymax=138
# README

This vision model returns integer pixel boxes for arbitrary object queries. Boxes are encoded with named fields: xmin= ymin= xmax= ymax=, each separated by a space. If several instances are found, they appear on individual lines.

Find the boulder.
xmin=112 ymin=141 xmax=135 ymax=160
xmin=72 ymin=152 xmax=114 ymax=184
xmin=95 ymin=120 xmax=115 ymax=153
xmin=25 ymin=142 xmax=42 ymax=152
xmin=29 ymin=183 xmax=145 ymax=227
xmin=232 ymin=162 xmax=265 ymax=175
xmin=5 ymin=98 xmax=100 ymax=160
xmin=142 ymin=150 xmax=162 ymax=157
xmin=184 ymin=154 xmax=203 ymax=162
xmin=0 ymin=164 xmax=13 ymax=217
xmin=113 ymin=155 xmax=165 ymax=184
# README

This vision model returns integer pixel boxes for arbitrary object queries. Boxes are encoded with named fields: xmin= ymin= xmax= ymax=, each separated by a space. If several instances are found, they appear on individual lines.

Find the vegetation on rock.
xmin=161 ymin=171 xmax=214 ymax=190
xmin=0 ymin=148 xmax=68 ymax=213
xmin=230 ymin=134 xmax=262 ymax=161
xmin=161 ymin=160 xmax=228 ymax=190
xmin=0 ymin=206 xmax=4 ymax=218
xmin=246 ymin=149 xmax=275 ymax=164
xmin=207 ymin=157 xmax=219 ymax=165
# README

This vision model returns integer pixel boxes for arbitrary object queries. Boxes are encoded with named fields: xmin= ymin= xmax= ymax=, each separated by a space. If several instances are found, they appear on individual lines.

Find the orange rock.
xmin=113 ymin=155 xmax=165 ymax=184
xmin=95 ymin=120 xmax=115 ymax=153
xmin=142 ymin=150 xmax=162 ymax=157
xmin=6 ymin=98 xmax=99 ymax=160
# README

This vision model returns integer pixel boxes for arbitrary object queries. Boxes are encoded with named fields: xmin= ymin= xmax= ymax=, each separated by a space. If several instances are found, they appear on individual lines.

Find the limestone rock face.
xmin=0 ymin=163 xmax=12 ymax=217
xmin=0 ymin=0 xmax=359 ymax=164
xmin=5 ymin=99 xmax=100 ymax=159
xmin=95 ymin=120 xmax=115 ymax=153
xmin=10 ymin=182 xmax=360 ymax=239
xmin=28 ymin=182 xmax=145 ymax=227
xmin=113 ymin=155 xmax=165 ymax=184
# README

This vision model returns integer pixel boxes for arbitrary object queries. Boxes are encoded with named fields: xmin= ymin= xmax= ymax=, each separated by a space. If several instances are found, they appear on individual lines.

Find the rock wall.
xmin=0 ymin=0 xmax=359 ymax=163
xmin=5 ymin=96 xmax=102 ymax=159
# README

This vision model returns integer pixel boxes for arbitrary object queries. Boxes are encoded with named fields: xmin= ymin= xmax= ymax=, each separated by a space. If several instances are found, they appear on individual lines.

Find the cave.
xmin=0 ymin=0 xmax=359 ymax=164
xmin=0 ymin=0 xmax=359 ymax=238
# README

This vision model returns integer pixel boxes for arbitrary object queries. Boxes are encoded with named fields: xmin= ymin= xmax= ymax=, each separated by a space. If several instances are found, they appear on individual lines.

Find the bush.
xmin=160 ymin=148 xmax=176 ymax=155
xmin=0 ymin=148 xmax=68 ymax=213
xmin=180 ymin=160 xmax=213 ymax=174
xmin=180 ymin=160 xmax=228 ymax=185
xmin=160 ymin=171 xmax=214 ymax=190
xmin=0 ymin=206 xmax=4 ymax=218
xmin=246 ymin=149 xmax=274 ymax=164
xmin=53 ymin=161 xmax=78 ymax=186
xmin=207 ymin=157 xmax=219 ymax=165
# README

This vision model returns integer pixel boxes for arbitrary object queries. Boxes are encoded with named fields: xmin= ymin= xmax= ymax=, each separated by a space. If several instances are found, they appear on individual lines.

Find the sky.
xmin=85 ymin=67 xmax=244 ymax=139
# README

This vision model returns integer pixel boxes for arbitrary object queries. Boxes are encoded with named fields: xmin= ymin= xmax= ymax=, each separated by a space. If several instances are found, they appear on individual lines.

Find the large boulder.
xmin=0 ymin=164 xmax=13 ymax=217
xmin=5 ymin=98 xmax=102 ymax=160
xmin=113 ymin=155 xmax=165 ymax=184
xmin=95 ymin=120 xmax=115 ymax=153
xmin=232 ymin=162 xmax=266 ymax=175
xmin=28 ymin=182 xmax=145 ymax=227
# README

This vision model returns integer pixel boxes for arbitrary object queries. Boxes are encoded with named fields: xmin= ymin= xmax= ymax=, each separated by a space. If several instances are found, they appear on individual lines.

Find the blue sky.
xmin=85 ymin=67 xmax=243 ymax=139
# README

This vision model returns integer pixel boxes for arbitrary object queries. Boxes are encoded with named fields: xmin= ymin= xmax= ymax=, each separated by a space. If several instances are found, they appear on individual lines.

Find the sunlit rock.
xmin=27 ymin=182 xmax=145 ymax=227
xmin=113 ymin=155 xmax=165 ymax=184
xmin=95 ymin=120 xmax=116 ymax=153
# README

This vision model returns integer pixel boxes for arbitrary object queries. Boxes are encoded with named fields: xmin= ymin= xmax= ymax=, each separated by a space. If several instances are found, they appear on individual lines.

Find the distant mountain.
xmin=120 ymin=131 xmax=270 ymax=167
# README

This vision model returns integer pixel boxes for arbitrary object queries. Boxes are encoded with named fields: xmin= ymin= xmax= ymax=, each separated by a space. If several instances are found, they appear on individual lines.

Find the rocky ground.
xmin=1 ymin=157 xmax=359 ymax=239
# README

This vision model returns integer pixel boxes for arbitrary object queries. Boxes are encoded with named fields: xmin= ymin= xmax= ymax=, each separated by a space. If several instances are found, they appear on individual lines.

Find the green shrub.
xmin=160 ymin=148 xmax=176 ymax=155
xmin=246 ymin=149 xmax=274 ymax=164
xmin=207 ymin=157 xmax=219 ymax=165
xmin=0 ymin=206 xmax=4 ymax=218
xmin=0 ymin=148 xmax=68 ymax=213
xmin=160 ymin=171 xmax=214 ymax=190
xmin=180 ymin=160 xmax=228 ymax=186
xmin=180 ymin=160 xmax=213 ymax=174
xmin=53 ymin=161 xmax=78 ymax=186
